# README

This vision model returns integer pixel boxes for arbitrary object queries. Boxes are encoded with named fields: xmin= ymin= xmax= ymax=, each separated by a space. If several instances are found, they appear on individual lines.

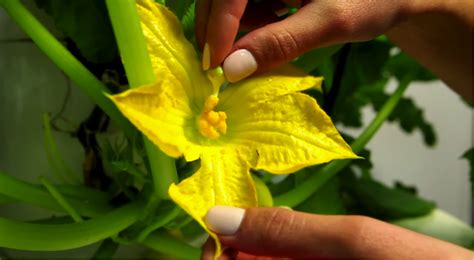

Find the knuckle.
xmin=326 ymin=4 xmax=359 ymax=39
xmin=266 ymin=28 xmax=300 ymax=62
xmin=258 ymin=209 xmax=297 ymax=250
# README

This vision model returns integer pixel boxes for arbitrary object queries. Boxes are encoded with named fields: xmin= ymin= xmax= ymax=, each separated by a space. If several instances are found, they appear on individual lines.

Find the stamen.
xmin=197 ymin=96 xmax=228 ymax=139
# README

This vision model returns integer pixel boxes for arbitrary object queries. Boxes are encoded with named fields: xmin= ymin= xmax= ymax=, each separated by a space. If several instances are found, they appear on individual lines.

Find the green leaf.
xmin=385 ymin=52 xmax=436 ymax=82
xmin=0 ymin=202 xmax=141 ymax=251
xmin=331 ymin=41 xmax=392 ymax=127
xmin=371 ymin=94 xmax=437 ymax=146
xmin=181 ymin=2 xmax=196 ymax=41
xmin=166 ymin=0 xmax=194 ymax=19
xmin=341 ymin=173 xmax=436 ymax=219
xmin=391 ymin=209 xmax=474 ymax=249
xmin=295 ymin=176 xmax=346 ymax=214
xmin=293 ymin=44 xmax=343 ymax=73
xmin=462 ymin=148 xmax=474 ymax=200
xmin=34 ymin=0 xmax=118 ymax=63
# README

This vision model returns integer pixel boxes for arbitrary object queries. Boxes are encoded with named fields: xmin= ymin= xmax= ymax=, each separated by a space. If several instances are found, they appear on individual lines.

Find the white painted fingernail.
xmin=202 ymin=42 xmax=211 ymax=70
xmin=223 ymin=49 xmax=257 ymax=83
xmin=274 ymin=7 xmax=289 ymax=17
xmin=205 ymin=206 xmax=245 ymax=235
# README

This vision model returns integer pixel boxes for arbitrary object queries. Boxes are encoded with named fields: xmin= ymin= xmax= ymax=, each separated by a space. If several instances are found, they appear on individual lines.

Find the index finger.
xmin=203 ymin=0 xmax=248 ymax=70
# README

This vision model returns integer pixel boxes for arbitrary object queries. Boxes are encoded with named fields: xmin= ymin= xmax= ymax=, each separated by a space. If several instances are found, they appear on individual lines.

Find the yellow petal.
xmin=169 ymin=148 xmax=258 ymax=257
xmin=110 ymin=81 xmax=202 ymax=160
xmin=225 ymin=92 xmax=358 ymax=174
xmin=217 ymin=64 xmax=322 ymax=111
xmin=136 ymin=0 xmax=213 ymax=108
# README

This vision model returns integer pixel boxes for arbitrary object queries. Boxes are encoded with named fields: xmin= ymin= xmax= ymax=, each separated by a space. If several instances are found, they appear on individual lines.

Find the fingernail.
xmin=205 ymin=206 xmax=245 ymax=235
xmin=274 ymin=7 xmax=289 ymax=17
xmin=202 ymin=42 xmax=211 ymax=70
xmin=223 ymin=49 xmax=257 ymax=83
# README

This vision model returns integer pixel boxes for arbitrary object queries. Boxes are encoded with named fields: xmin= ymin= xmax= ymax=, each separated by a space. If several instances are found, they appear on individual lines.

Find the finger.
xmin=223 ymin=2 xmax=337 ymax=82
xmin=195 ymin=0 xmax=212 ymax=50
xmin=205 ymin=206 xmax=359 ymax=258
xmin=203 ymin=0 xmax=248 ymax=70
xmin=206 ymin=206 xmax=474 ymax=259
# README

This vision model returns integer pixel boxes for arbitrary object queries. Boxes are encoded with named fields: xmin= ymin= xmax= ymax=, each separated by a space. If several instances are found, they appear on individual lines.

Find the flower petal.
xmin=217 ymin=64 xmax=322 ymax=111
xmin=168 ymin=148 xmax=258 ymax=256
xmin=225 ymin=92 xmax=358 ymax=174
xmin=137 ymin=0 xmax=213 ymax=108
xmin=110 ymin=81 xmax=201 ymax=160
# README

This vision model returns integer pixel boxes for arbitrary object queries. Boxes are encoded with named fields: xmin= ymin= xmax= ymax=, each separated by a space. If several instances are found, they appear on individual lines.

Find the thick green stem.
xmin=0 ymin=202 xmax=142 ymax=251
xmin=142 ymin=232 xmax=200 ymax=259
xmin=0 ymin=171 xmax=110 ymax=217
xmin=0 ymin=0 xmax=134 ymax=137
xmin=106 ymin=0 xmax=178 ymax=200
xmin=274 ymin=78 xmax=411 ymax=207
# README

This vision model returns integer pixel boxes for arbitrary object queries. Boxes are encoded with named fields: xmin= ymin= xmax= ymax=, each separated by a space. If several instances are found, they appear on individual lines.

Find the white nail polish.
xmin=205 ymin=206 xmax=245 ymax=235
xmin=223 ymin=49 xmax=257 ymax=83
xmin=202 ymin=43 xmax=211 ymax=71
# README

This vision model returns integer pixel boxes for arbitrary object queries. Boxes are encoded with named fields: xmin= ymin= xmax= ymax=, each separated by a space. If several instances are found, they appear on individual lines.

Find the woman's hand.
xmin=201 ymin=206 xmax=474 ymax=259
xmin=196 ymin=0 xmax=473 ymax=101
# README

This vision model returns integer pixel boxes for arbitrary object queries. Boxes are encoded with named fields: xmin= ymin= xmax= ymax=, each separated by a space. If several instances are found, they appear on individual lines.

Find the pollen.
xmin=198 ymin=95 xmax=228 ymax=139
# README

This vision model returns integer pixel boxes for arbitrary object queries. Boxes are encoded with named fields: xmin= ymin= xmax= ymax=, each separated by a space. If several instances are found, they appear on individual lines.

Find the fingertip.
xmin=223 ymin=49 xmax=258 ymax=82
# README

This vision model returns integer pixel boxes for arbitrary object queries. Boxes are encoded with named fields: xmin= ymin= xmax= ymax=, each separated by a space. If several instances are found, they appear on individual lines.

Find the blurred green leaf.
xmin=295 ymin=176 xmax=346 ymax=214
xmin=166 ymin=0 xmax=193 ymax=19
xmin=385 ymin=52 xmax=436 ymax=82
xmin=341 ymin=173 xmax=436 ymax=219
xmin=293 ymin=44 xmax=343 ymax=73
xmin=331 ymin=41 xmax=392 ymax=127
xmin=462 ymin=148 xmax=474 ymax=200
xmin=181 ymin=2 xmax=196 ymax=41
xmin=34 ymin=0 xmax=119 ymax=63
xmin=370 ymin=94 xmax=437 ymax=146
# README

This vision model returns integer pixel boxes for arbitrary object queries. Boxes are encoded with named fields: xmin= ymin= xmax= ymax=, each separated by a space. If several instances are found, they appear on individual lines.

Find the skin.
xmin=196 ymin=0 xmax=473 ymax=102
xmin=197 ymin=0 xmax=474 ymax=258
xmin=201 ymin=208 xmax=474 ymax=259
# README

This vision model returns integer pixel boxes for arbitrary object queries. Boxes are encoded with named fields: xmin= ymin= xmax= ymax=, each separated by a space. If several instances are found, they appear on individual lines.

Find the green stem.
xmin=0 ymin=0 xmax=134 ymax=137
xmin=42 ymin=113 xmax=80 ymax=183
xmin=91 ymin=238 xmax=119 ymax=260
xmin=106 ymin=0 xmax=178 ymax=200
xmin=39 ymin=176 xmax=84 ymax=222
xmin=142 ymin=232 xmax=200 ymax=259
xmin=0 ymin=202 xmax=142 ymax=251
xmin=274 ymin=78 xmax=411 ymax=207
xmin=136 ymin=206 xmax=181 ymax=242
xmin=0 ymin=171 xmax=110 ymax=217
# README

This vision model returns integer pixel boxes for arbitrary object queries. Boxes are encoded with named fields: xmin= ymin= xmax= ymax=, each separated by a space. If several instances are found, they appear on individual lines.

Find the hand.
xmin=196 ymin=0 xmax=473 ymax=101
xmin=201 ymin=206 xmax=473 ymax=259
xmin=196 ymin=0 xmax=409 ymax=81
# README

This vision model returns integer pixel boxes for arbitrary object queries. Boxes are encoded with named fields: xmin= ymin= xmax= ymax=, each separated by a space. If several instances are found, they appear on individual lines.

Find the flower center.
xmin=197 ymin=95 xmax=227 ymax=139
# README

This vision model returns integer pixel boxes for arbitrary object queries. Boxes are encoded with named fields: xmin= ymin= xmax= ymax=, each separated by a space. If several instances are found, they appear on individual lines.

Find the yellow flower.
xmin=110 ymin=0 xmax=357 ymax=256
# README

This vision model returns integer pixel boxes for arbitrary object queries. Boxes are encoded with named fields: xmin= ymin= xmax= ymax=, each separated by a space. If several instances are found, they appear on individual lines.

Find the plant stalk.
xmin=106 ymin=0 xmax=178 ymax=201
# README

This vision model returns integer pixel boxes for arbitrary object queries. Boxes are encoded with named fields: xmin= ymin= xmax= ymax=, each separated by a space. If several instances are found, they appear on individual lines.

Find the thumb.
xmin=204 ymin=206 xmax=362 ymax=258
xmin=222 ymin=2 xmax=336 ymax=82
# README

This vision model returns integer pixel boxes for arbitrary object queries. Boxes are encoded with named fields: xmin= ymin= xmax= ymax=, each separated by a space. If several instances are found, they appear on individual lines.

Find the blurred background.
xmin=1 ymin=1 xmax=472 ymax=258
